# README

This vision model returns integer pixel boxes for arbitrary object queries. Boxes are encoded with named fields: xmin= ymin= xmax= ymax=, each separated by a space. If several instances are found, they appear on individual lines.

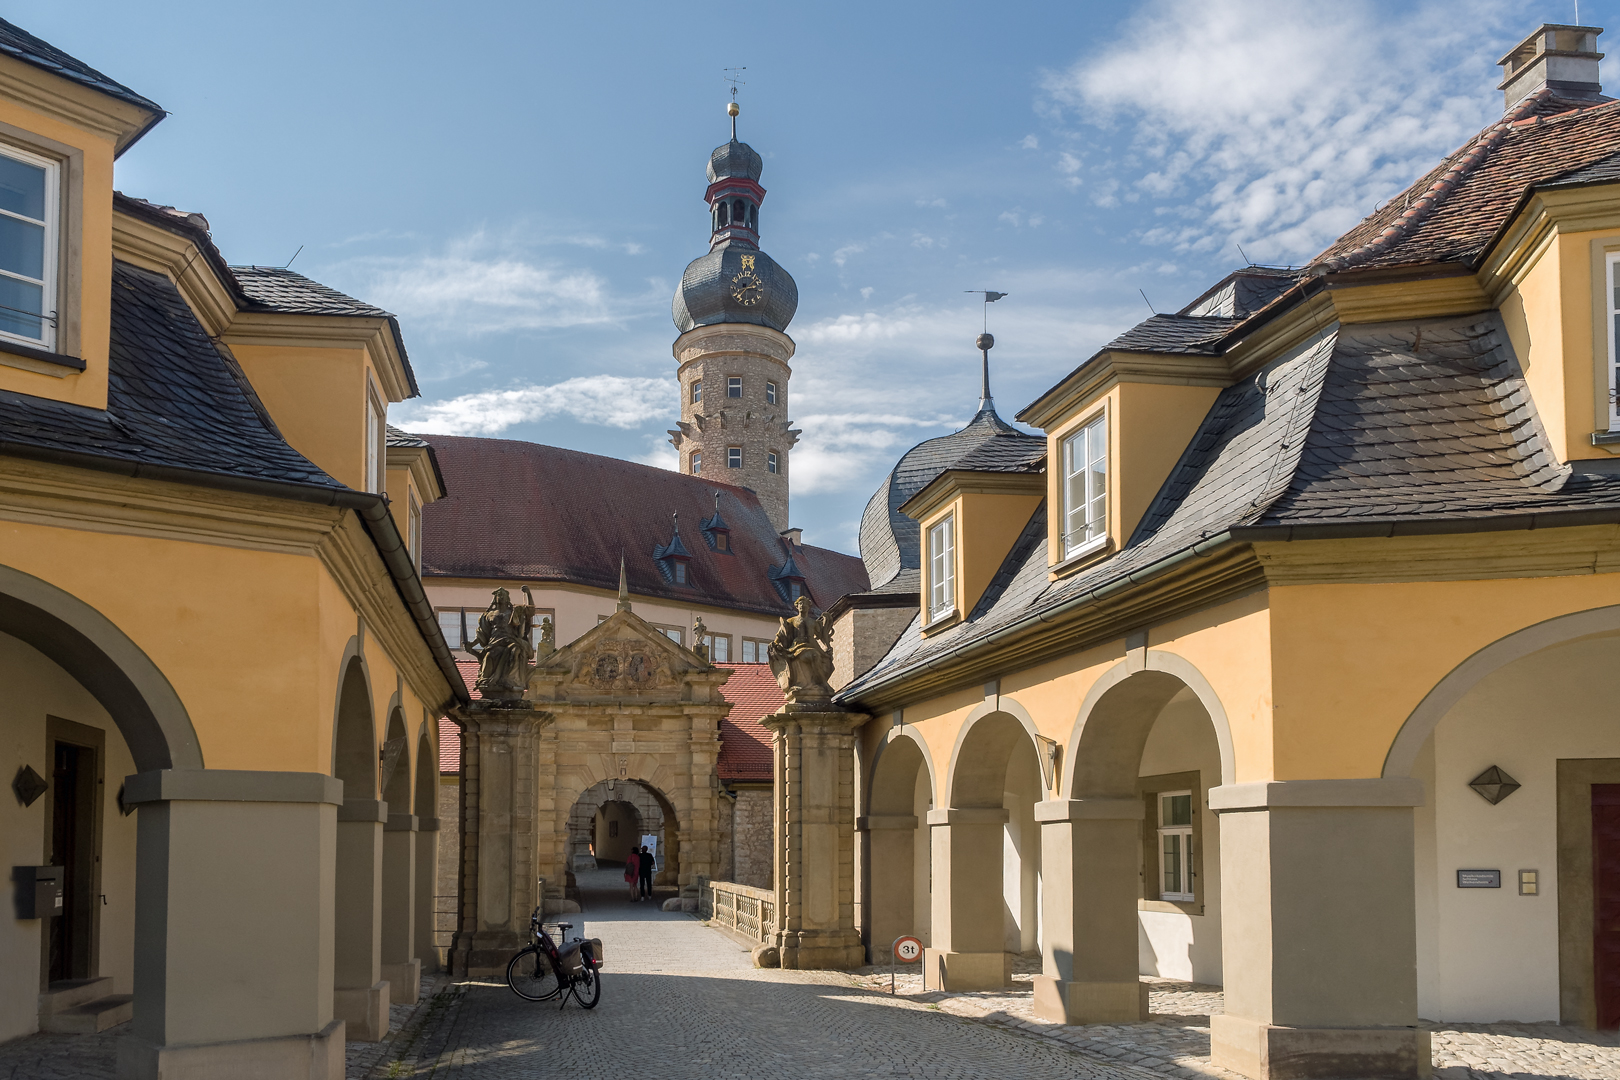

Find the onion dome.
xmin=708 ymin=139 xmax=763 ymax=183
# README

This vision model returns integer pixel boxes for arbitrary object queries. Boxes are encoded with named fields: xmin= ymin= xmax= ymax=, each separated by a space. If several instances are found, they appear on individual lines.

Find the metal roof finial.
xmin=965 ymin=290 xmax=1007 ymax=414
xmin=724 ymin=67 xmax=746 ymax=140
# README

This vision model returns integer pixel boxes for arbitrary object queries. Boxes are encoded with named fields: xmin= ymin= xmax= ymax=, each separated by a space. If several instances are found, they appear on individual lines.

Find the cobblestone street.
xmin=8 ymin=869 xmax=1620 ymax=1079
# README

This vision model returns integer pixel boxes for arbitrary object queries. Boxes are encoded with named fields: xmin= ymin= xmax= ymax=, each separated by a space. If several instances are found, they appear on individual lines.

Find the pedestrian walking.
xmin=624 ymin=848 xmax=640 ymax=901
xmin=637 ymin=844 xmax=655 ymax=901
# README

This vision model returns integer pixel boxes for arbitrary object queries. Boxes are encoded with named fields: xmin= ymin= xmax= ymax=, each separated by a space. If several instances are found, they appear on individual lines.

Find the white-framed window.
xmin=1158 ymin=790 xmax=1194 ymax=902
xmin=439 ymin=605 xmax=553 ymax=650
xmin=728 ymin=376 xmax=743 ymax=398
xmin=649 ymin=623 xmax=684 ymax=645
xmin=691 ymin=451 xmax=703 ymax=474
xmin=365 ymin=380 xmax=385 ymax=494
xmin=407 ymin=491 xmax=422 ymax=573
xmin=740 ymin=636 xmax=771 ymax=663
xmin=927 ymin=514 xmax=955 ymax=618
xmin=700 ymin=633 xmax=731 ymax=661
xmin=691 ymin=380 xmax=702 ymax=404
xmin=1607 ymin=252 xmax=1620 ymax=430
xmin=766 ymin=381 xmax=777 ymax=405
xmin=0 ymin=144 xmax=58 ymax=350
xmin=673 ymin=562 xmax=688 ymax=584
xmin=766 ymin=451 xmax=778 ymax=474
xmin=1062 ymin=412 xmax=1108 ymax=557
xmin=727 ymin=446 xmax=742 ymax=468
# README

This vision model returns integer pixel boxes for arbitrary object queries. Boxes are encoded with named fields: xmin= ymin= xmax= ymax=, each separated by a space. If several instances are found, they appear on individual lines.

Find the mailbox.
xmin=12 ymin=866 xmax=63 ymax=919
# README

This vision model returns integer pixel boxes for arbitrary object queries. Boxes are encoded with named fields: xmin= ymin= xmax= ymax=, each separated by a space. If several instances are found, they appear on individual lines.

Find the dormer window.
xmin=674 ymin=562 xmax=687 ymax=584
xmin=654 ymin=512 xmax=694 ymax=587
xmin=0 ymin=146 xmax=58 ymax=350
xmin=702 ymin=492 xmax=733 ymax=553
xmin=927 ymin=514 xmax=956 ymax=619
xmin=715 ymin=532 xmax=729 ymax=551
xmin=364 ymin=381 xmax=385 ymax=494
xmin=1607 ymin=251 xmax=1620 ymax=431
xmin=1061 ymin=412 xmax=1107 ymax=557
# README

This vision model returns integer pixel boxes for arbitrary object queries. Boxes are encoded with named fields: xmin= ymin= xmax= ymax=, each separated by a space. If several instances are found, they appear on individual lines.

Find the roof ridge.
xmin=1316 ymin=90 xmax=1554 ymax=273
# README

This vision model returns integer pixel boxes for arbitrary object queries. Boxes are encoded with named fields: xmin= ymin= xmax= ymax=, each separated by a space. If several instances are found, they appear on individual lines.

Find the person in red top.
xmin=623 ymin=849 xmax=640 ymax=901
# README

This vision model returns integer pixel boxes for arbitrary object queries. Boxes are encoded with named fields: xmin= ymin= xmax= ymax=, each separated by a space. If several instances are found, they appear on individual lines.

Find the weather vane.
xmin=964 ymin=290 xmax=1008 ymax=333
xmin=964 ymin=291 xmax=1007 ymax=412
xmin=724 ymin=67 xmax=747 ymax=138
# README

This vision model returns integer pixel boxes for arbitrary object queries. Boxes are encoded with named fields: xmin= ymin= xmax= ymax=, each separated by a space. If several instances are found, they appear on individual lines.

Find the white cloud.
xmin=915 ymin=197 xmax=948 ymax=208
xmin=635 ymin=435 xmax=679 ymax=471
xmin=1041 ymin=0 xmax=1517 ymax=261
xmin=790 ymin=412 xmax=959 ymax=496
xmin=1020 ymin=134 xmax=1040 ymax=150
xmin=832 ymin=242 xmax=866 ymax=267
xmin=860 ymin=286 xmax=874 ymax=300
xmin=395 ymin=375 xmax=675 ymax=436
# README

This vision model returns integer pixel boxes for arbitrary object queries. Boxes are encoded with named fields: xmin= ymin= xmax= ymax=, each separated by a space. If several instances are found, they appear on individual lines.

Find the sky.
xmin=13 ymin=0 xmax=1604 ymax=555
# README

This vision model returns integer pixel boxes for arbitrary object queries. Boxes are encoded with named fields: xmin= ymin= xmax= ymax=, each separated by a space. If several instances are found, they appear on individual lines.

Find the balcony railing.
xmin=699 ymin=878 xmax=776 ymax=945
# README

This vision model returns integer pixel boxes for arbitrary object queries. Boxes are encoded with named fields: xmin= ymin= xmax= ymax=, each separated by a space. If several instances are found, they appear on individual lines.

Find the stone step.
xmin=38 ymin=977 xmax=113 ymax=1019
xmin=42 ymin=994 xmax=133 ymax=1034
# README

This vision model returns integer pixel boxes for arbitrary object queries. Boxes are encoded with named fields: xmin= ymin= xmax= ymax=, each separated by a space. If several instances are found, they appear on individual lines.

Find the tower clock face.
xmin=731 ymin=254 xmax=765 ymax=307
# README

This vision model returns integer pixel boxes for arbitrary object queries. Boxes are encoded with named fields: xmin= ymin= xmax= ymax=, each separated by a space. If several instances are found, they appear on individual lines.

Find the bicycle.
xmin=506 ymin=906 xmax=602 ymax=1009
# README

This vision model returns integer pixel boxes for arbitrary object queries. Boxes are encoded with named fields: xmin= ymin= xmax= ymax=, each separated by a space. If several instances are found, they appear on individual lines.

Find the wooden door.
xmin=47 ymin=740 xmax=97 ymax=984
xmin=1593 ymin=784 xmax=1620 ymax=1027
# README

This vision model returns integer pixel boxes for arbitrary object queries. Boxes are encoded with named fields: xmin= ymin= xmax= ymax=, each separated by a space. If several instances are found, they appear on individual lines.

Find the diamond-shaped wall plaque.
xmin=1468 ymin=765 xmax=1521 ymax=805
xmin=12 ymin=765 xmax=47 ymax=808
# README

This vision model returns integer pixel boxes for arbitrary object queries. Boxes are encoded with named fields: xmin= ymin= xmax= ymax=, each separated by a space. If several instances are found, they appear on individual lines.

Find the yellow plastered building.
xmin=0 ymin=19 xmax=466 ymax=1077
xmin=833 ymin=23 xmax=1620 ymax=1080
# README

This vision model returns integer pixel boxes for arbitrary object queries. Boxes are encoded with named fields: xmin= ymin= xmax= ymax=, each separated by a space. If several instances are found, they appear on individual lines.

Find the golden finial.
xmin=727 ymin=101 xmax=740 ymax=117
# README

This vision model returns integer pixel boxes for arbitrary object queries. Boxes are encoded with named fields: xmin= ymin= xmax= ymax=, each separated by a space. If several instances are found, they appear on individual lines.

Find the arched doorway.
xmin=413 ymin=721 xmax=439 ymax=971
xmin=865 ymin=727 xmax=934 ymax=962
xmin=333 ymin=653 xmax=389 ymax=1041
xmin=380 ymin=705 xmax=420 ymax=1004
xmin=1033 ymin=653 xmax=1231 ymax=1025
xmin=563 ymin=778 xmax=681 ymax=897
xmin=927 ymin=706 xmax=1044 ymax=991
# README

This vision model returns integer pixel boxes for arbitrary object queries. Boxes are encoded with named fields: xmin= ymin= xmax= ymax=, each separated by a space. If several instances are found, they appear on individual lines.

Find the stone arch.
xmin=562 ymin=776 xmax=680 ymax=889
xmin=381 ymin=707 xmax=410 ymax=812
xmin=332 ymin=645 xmax=376 ymax=799
xmin=0 ymin=562 xmax=200 ymax=772
xmin=413 ymin=719 xmax=436 ymax=820
xmin=1062 ymin=650 xmax=1235 ymax=799
xmin=866 ymin=721 xmax=936 ymax=960
xmin=945 ymin=699 xmax=1042 ymax=808
xmin=331 ymin=647 xmax=386 ymax=1037
xmin=1383 ymin=604 xmax=1620 ymax=779
xmin=868 ymin=722 xmax=937 ymax=814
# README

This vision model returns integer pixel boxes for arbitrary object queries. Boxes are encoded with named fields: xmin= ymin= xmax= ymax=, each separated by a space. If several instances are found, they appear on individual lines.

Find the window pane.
xmin=437 ymin=611 xmax=463 ymax=647
xmin=0 ymin=213 xmax=43 ymax=281
xmin=741 ymin=640 xmax=755 ymax=663
xmin=1163 ymin=834 xmax=1182 ymax=894
xmin=1164 ymin=793 xmax=1192 ymax=826
xmin=711 ymin=636 xmax=729 ymax=661
xmin=0 ymin=275 xmax=43 ymax=339
xmin=0 ymin=154 xmax=45 ymax=221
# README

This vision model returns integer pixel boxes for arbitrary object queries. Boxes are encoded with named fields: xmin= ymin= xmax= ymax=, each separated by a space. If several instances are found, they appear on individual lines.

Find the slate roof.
xmin=858 ymin=406 xmax=1044 ymax=591
xmin=714 ymin=663 xmax=780 ymax=782
xmin=1314 ymin=90 xmax=1620 ymax=273
xmin=841 ymin=312 xmax=1620 ymax=700
xmin=438 ymin=659 xmax=779 ymax=782
xmin=418 ymin=435 xmax=869 ymax=616
xmin=0 ymin=261 xmax=344 ymax=491
xmin=0 ymin=17 xmax=163 ymax=118
xmin=1102 ymin=314 xmax=1245 ymax=355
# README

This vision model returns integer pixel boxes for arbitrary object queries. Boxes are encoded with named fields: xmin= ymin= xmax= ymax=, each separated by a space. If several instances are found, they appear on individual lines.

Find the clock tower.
xmin=668 ymin=102 xmax=799 ymax=533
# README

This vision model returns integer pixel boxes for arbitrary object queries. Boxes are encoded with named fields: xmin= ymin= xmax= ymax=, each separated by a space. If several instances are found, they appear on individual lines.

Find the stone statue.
xmin=692 ymin=615 xmax=709 ymax=660
xmin=469 ymin=586 xmax=537 ymax=700
xmin=767 ymin=596 xmax=835 ymax=704
xmin=538 ymin=615 xmax=555 ymax=653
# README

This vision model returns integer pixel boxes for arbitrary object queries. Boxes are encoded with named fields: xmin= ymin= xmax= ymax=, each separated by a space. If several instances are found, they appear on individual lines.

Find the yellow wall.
xmin=230 ymin=344 xmax=371 ymax=490
xmin=0 ymin=97 xmax=115 ymax=411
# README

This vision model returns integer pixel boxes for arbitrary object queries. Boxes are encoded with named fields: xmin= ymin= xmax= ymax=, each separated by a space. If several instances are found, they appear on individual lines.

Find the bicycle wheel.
xmin=507 ymin=946 xmax=561 ymax=1001
xmin=573 ymin=954 xmax=601 ymax=1009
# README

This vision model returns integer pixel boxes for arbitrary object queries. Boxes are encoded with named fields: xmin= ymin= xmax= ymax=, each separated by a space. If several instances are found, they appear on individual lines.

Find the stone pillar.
xmin=117 ymin=770 xmax=344 ymax=1080
xmin=450 ymin=701 xmax=551 ymax=977
xmin=923 ymin=807 xmax=1011 ymax=990
xmin=414 ymin=817 xmax=439 ymax=972
xmin=334 ymin=798 xmax=389 ymax=1042
xmin=761 ymin=704 xmax=867 ymax=969
xmin=860 ymin=813 xmax=918 ymax=963
xmin=1032 ymin=798 xmax=1149 ymax=1023
xmin=380 ymin=812 xmax=420 ymax=1005
xmin=1209 ymin=780 xmax=1429 ymax=1080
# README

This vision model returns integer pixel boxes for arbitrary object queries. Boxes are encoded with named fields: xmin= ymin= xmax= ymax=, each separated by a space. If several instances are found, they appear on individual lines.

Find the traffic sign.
xmin=893 ymin=935 xmax=923 ymax=962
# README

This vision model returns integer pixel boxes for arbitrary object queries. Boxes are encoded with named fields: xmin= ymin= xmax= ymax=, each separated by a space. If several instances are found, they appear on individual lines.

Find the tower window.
xmin=719 ymin=203 xmax=729 ymax=226
xmin=734 ymin=199 xmax=745 ymax=223
xmin=766 ymin=381 xmax=777 ymax=405
xmin=692 ymin=380 xmax=702 ymax=403
xmin=728 ymin=377 xmax=742 ymax=398
xmin=691 ymin=451 xmax=703 ymax=474
xmin=727 ymin=446 xmax=742 ymax=468
xmin=767 ymin=451 xmax=778 ymax=474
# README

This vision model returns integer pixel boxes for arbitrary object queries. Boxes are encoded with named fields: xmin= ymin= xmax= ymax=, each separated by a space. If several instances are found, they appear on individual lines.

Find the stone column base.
xmin=1210 ymin=1015 xmax=1432 ymax=1080
xmin=381 ymin=959 xmax=421 ymax=1006
xmin=334 ymin=980 xmax=390 ymax=1043
xmin=777 ymin=929 xmax=864 ymax=970
xmin=1032 ymin=975 xmax=1148 ymax=1024
xmin=450 ymin=930 xmax=530 ymax=979
xmin=116 ymin=1018 xmax=344 ymax=1080
xmin=923 ymin=948 xmax=1011 ymax=991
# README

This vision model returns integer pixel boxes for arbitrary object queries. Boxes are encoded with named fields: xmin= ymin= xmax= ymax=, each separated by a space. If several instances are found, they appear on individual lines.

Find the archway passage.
xmin=928 ymin=709 xmax=1043 ymax=991
xmin=1035 ymin=662 xmax=1226 ymax=1026
xmin=564 ymin=778 xmax=680 ymax=900
xmin=866 ymin=730 xmax=933 ymax=962
xmin=380 ymin=706 xmax=421 ymax=1004
xmin=333 ymin=655 xmax=390 ymax=1041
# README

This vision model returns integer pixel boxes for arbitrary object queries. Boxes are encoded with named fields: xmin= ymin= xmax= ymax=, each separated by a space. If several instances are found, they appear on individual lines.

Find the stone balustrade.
xmin=700 ymin=878 xmax=776 ymax=945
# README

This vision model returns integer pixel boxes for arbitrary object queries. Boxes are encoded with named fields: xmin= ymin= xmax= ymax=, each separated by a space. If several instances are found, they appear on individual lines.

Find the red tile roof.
xmin=417 ymin=434 xmax=868 ymax=618
xmin=437 ymin=658 xmax=781 ymax=783
xmin=1314 ymin=91 xmax=1620 ymax=273
xmin=716 ymin=662 xmax=781 ymax=782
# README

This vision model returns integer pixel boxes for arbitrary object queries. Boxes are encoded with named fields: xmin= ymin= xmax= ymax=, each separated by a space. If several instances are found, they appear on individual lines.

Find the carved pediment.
xmin=530 ymin=608 xmax=718 ymax=700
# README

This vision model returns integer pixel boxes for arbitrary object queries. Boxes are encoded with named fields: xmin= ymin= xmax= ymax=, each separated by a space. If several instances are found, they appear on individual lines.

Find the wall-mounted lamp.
xmin=1468 ymin=765 xmax=1521 ymax=805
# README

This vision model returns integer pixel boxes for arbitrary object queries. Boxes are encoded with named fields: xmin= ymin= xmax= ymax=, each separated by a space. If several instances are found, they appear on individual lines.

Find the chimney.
xmin=1498 ymin=24 xmax=1604 ymax=108
xmin=780 ymin=527 xmax=802 ymax=546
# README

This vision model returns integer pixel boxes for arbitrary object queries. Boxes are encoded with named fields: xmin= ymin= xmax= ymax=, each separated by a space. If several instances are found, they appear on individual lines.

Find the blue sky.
xmin=15 ymin=0 xmax=1592 ymax=553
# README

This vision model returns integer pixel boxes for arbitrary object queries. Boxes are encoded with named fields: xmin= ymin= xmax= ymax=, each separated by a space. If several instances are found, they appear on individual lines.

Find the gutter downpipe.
xmin=843 ymin=530 xmax=1236 ymax=706
xmin=0 ymin=439 xmax=471 ymax=709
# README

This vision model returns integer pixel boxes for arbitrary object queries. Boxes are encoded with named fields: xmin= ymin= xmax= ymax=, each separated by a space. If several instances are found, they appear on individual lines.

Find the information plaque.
xmin=1457 ymin=869 xmax=1501 ymax=888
